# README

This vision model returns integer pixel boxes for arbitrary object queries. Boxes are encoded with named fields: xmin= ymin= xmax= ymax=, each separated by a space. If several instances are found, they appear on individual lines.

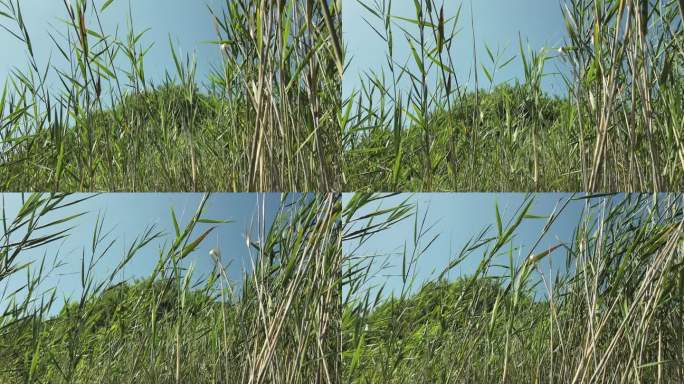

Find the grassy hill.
xmin=1 ymin=278 xmax=224 ymax=382
xmin=345 ymin=84 xmax=585 ymax=191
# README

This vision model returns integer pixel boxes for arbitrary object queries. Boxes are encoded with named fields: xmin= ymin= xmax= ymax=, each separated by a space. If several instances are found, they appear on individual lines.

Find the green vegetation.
xmin=343 ymin=193 xmax=684 ymax=382
xmin=343 ymin=0 xmax=684 ymax=191
xmin=0 ymin=193 xmax=341 ymax=383
xmin=0 ymin=0 xmax=342 ymax=191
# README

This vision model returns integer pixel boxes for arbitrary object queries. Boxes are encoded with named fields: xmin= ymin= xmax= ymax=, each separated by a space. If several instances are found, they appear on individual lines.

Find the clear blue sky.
xmin=2 ymin=1 xmax=571 ymax=95
xmin=1 ymin=0 xmax=224 ymax=90
xmin=343 ymin=193 xmax=590 ymax=301
xmin=343 ymin=0 xmax=570 ymax=97
xmin=1 ymin=193 xmax=289 ymax=316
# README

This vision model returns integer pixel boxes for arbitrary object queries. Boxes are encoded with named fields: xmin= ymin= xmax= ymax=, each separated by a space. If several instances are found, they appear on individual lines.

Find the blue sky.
xmin=0 ymin=193 xmax=290 ymax=316
xmin=343 ymin=0 xmax=570 ymax=97
xmin=2 ymin=0 xmax=571 ymax=96
xmin=343 ymin=193 xmax=590 ymax=301
xmin=0 ymin=0 xmax=224 ymax=90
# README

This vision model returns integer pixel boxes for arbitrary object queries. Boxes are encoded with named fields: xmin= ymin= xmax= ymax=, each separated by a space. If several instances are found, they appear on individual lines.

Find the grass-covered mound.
xmin=1 ymin=278 xmax=223 ymax=383
xmin=346 ymin=84 xmax=583 ymax=191
xmin=344 ymin=278 xmax=544 ymax=383
xmin=2 ymin=84 xmax=235 ymax=191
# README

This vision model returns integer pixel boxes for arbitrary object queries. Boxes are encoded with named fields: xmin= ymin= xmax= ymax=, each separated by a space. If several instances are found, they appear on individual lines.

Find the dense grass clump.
xmin=343 ymin=193 xmax=684 ymax=383
xmin=343 ymin=0 xmax=684 ymax=192
xmin=0 ymin=0 xmax=342 ymax=191
xmin=0 ymin=193 xmax=342 ymax=383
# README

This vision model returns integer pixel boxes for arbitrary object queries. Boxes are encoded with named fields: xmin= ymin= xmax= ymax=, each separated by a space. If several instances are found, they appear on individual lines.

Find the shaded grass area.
xmin=0 ymin=0 xmax=342 ymax=192
xmin=343 ymin=0 xmax=684 ymax=192
xmin=342 ymin=193 xmax=684 ymax=383
xmin=0 ymin=193 xmax=341 ymax=383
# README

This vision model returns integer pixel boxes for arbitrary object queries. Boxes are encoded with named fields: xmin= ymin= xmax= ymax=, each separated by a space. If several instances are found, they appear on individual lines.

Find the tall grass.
xmin=343 ymin=0 xmax=684 ymax=192
xmin=342 ymin=193 xmax=684 ymax=382
xmin=0 ymin=192 xmax=341 ymax=383
xmin=0 ymin=0 xmax=342 ymax=191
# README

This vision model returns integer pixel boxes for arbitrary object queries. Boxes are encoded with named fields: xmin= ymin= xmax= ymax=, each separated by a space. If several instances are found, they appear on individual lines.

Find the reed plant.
xmin=343 ymin=0 xmax=684 ymax=191
xmin=342 ymin=193 xmax=684 ymax=383
xmin=0 ymin=192 xmax=341 ymax=383
xmin=0 ymin=0 xmax=342 ymax=191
